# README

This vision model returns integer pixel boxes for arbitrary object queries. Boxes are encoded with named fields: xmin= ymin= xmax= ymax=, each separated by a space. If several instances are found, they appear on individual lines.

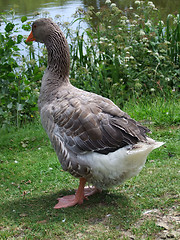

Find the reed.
xmin=0 ymin=1 xmax=179 ymax=128
xmin=166 ymin=13 xmax=180 ymax=64
xmin=69 ymin=3 xmax=179 ymax=107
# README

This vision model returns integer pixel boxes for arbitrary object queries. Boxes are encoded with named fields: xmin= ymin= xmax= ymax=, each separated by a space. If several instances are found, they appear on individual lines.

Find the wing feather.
xmin=53 ymin=89 xmax=150 ymax=155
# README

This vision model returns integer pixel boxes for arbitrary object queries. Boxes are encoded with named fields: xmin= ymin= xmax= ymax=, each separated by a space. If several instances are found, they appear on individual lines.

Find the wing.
xmin=53 ymin=88 xmax=150 ymax=155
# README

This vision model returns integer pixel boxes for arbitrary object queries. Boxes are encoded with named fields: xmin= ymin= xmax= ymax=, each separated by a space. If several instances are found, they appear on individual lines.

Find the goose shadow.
xmin=1 ymin=189 xmax=139 ymax=227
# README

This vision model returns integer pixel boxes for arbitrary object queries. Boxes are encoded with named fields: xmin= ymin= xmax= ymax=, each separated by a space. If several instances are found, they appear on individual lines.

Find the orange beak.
xmin=26 ymin=31 xmax=36 ymax=42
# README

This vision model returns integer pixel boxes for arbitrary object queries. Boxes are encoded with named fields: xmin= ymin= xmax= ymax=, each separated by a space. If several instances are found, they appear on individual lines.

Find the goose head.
xmin=26 ymin=18 xmax=70 ymax=78
xmin=26 ymin=18 xmax=62 ymax=43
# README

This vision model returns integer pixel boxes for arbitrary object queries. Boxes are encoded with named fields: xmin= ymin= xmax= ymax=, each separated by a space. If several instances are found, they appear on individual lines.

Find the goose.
xmin=26 ymin=18 xmax=164 ymax=209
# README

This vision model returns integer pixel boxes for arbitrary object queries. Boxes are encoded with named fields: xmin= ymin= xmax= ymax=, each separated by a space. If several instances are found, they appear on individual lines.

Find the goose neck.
xmin=45 ymin=31 xmax=70 ymax=79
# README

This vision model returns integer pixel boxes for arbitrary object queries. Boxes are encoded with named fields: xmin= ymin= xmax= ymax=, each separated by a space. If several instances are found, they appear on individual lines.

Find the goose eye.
xmin=33 ymin=24 xmax=37 ymax=29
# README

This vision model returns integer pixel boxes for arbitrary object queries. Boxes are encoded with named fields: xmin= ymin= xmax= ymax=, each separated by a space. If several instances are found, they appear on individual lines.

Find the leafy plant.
xmin=166 ymin=13 xmax=180 ymax=64
xmin=0 ymin=13 xmax=45 ymax=128
xmin=0 ymin=1 xmax=179 ymax=128
xmin=69 ymin=1 xmax=179 ymax=105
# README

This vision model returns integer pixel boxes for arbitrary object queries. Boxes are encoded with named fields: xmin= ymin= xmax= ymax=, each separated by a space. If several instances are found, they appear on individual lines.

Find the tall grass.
xmin=0 ymin=1 xmax=179 ymax=128
xmin=166 ymin=13 xmax=180 ymax=64
xmin=122 ymin=95 xmax=180 ymax=126
xmin=68 ymin=2 xmax=180 ymax=106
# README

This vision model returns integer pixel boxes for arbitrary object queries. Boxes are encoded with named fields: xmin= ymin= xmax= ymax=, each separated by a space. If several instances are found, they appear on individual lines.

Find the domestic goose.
xmin=26 ymin=18 xmax=164 ymax=209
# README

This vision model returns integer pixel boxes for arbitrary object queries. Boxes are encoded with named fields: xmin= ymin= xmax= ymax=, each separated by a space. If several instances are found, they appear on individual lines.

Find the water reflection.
xmin=0 ymin=0 xmax=179 ymax=19
xmin=0 ymin=0 xmax=69 ymax=16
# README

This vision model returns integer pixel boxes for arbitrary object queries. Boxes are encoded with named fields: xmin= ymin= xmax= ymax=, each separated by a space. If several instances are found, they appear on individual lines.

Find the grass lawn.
xmin=0 ymin=99 xmax=179 ymax=239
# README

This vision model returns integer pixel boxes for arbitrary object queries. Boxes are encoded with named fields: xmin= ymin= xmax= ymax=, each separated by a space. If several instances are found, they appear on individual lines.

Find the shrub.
xmin=69 ymin=1 xmax=179 ymax=105
xmin=0 ymin=1 xmax=179 ymax=128
xmin=0 ymin=13 xmax=45 ymax=128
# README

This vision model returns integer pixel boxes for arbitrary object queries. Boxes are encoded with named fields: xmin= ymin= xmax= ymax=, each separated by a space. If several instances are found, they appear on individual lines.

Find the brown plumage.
xmin=26 ymin=18 xmax=163 ymax=208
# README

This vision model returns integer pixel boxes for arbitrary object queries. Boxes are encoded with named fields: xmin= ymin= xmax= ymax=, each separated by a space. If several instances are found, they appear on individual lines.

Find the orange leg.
xmin=77 ymin=186 xmax=101 ymax=197
xmin=54 ymin=178 xmax=87 ymax=209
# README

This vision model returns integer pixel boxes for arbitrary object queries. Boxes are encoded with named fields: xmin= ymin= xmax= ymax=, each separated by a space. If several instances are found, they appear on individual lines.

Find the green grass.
xmin=0 ymin=99 xmax=179 ymax=239
xmin=122 ymin=95 xmax=180 ymax=126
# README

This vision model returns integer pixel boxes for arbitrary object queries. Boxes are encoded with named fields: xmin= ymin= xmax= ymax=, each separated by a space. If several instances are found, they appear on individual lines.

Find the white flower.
xmin=14 ymin=161 xmax=18 ymax=164
xmin=132 ymin=20 xmax=137 ymax=24
xmin=121 ymin=16 xmax=127 ymax=20
xmin=159 ymin=55 xmax=165 ymax=60
xmin=121 ymin=20 xmax=126 ymax=25
xmin=134 ymin=14 xmax=140 ymax=19
xmin=105 ymin=0 xmax=111 ymax=4
xmin=150 ymin=88 xmax=155 ymax=92
xmin=135 ymin=1 xmax=141 ymax=5
xmin=125 ymin=56 xmax=130 ymax=61
xmin=159 ymin=49 xmax=166 ymax=53
xmin=139 ymin=29 xmax=145 ymax=36
xmin=148 ymin=1 xmax=155 ymax=8
xmin=145 ymin=20 xmax=152 ymax=27
xmin=154 ymin=52 xmax=159 ymax=57
xmin=124 ymin=47 xmax=130 ymax=51
xmin=158 ymin=20 xmax=164 ymax=26
xmin=142 ymin=37 xmax=148 ymax=42
xmin=129 ymin=6 xmax=133 ymax=10
xmin=173 ymin=19 xmax=177 ymax=24
xmin=108 ymin=26 xmax=112 ymax=29
xmin=167 ymin=14 xmax=173 ymax=19
xmin=110 ymin=3 xmax=116 ymax=8
xmin=144 ymin=47 xmax=149 ymax=52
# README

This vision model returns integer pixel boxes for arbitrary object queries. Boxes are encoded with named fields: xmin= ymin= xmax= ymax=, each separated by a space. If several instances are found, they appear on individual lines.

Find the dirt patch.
xmin=121 ymin=206 xmax=180 ymax=239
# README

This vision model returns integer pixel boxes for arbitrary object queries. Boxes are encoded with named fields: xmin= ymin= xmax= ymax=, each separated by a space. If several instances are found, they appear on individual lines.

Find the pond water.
xmin=0 ymin=0 xmax=179 ymax=23
xmin=0 ymin=0 xmax=179 ymax=53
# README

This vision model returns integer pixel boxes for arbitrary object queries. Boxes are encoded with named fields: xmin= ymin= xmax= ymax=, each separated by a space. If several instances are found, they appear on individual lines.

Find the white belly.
xmin=78 ymin=140 xmax=164 ymax=189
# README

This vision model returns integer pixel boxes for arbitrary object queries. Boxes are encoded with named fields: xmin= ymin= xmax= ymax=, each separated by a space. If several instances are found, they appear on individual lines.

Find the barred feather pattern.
xmin=39 ymin=83 xmax=151 ymax=182
xmin=46 ymin=30 xmax=70 ymax=77
xmin=31 ymin=18 xmax=163 ymax=188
